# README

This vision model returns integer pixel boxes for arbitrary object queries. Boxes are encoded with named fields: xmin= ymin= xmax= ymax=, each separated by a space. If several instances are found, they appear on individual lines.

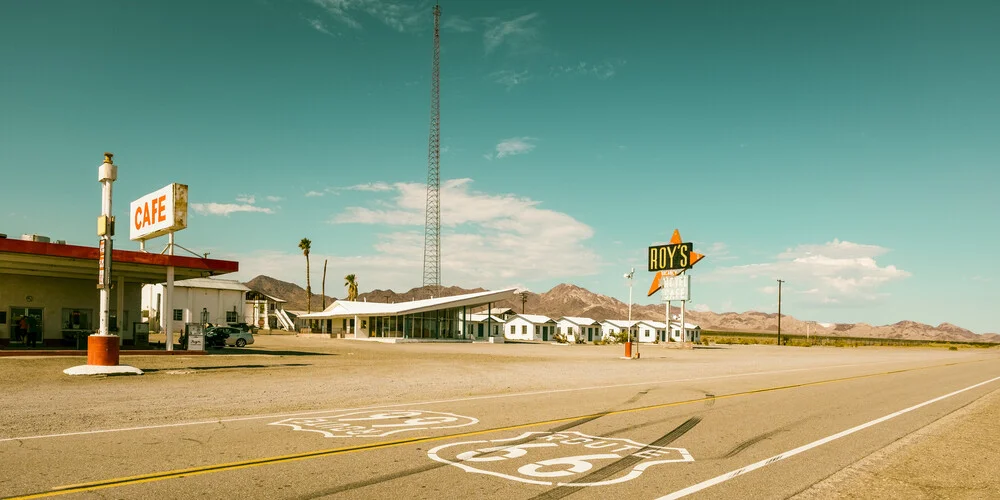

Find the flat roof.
xmin=0 ymin=238 xmax=238 ymax=283
xmin=300 ymin=288 xmax=518 ymax=319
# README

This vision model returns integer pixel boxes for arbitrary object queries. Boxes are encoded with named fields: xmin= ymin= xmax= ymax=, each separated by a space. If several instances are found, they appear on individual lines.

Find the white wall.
xmin=142 ymin=284 xmax=245 ymax=333
xmin=504 ymin=317 xmax=553 ymax=341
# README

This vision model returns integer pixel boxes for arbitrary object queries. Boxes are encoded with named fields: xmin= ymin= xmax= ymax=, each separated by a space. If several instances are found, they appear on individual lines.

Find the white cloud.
xmin=325 ymin=178 xmax=601 ymax=288
xmin=493 ymin=137 xmax=536 ymax=159
xmin=235 ymin=194 xmax=256 ymax=204
xmin=705 ymin=239 xmax=910 ymax=306
xmin=346 ymin=182 xmax=392 ymax=192
xmin=265 ymin=195 xmax=283 ymax=202
xmin=551 ymin=60 xmax=626 ymax=80
xmin=689 ymin=303 xmax=711 ymax=313
xmin=191 ymin=203 xmax=274 ymax=216
xmin=483 ymin=13 xmax=539 ymax=53
xmin=308 ymin=18 xmax=334 ymax=35
xmin=312 ymin=0 xmax=422 ymax=33
xmin=489 ymin=69 xmax=529 ymax=89
xmin=443 ymin=15 xmax=474 ymax=33
xmin=305 ymin=190 xmax=326 ymax=197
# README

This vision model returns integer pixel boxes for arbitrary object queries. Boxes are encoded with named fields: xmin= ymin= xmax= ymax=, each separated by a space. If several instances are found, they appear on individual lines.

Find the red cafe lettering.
xmin=134 ymin=194 xmax=168 ymax=231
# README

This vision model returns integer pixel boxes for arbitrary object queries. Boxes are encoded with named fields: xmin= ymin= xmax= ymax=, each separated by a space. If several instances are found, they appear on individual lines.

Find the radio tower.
xmin=422 ymin=3 xmax=442 ymax=290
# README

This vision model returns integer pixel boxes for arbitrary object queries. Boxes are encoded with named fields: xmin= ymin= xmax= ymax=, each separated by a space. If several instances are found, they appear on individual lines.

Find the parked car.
xmin=203 ymin=327 xmax=231 ymax=348
xmin=225 ymin=329 xmax=255 ymax=348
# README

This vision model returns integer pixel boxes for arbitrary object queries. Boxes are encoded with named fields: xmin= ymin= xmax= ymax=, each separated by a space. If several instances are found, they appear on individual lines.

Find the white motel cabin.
xmin=462 ymin=313 xmax=506 ymax=342
xmin=600 ymin=319 xmax=639 ymax=341
xmin=669 ymin=321 xmax=702 ymax=342
xmin=555 ymin=316 xmax=601 ymax=343
xmin=636 ymin=320 xmax=668 ymax=343
xmin=504 ymin=314 xmax=557 ymax=342
xmin=298 ymin=288 xmax=517 ymax=342
xmin=142 ymin=278 xmax=249 ymax=334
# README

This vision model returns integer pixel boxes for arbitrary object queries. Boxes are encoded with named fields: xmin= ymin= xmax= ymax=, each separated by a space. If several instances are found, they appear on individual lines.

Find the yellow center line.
xmin=9 ymin=358 xmax=988 ymax=499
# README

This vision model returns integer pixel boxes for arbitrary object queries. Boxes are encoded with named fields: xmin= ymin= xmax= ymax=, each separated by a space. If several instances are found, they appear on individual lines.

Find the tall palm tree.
xmin=298 ymin=238 xmax=312 ymax=314
xmin=344 ymin=274 xmax=358 ymax=301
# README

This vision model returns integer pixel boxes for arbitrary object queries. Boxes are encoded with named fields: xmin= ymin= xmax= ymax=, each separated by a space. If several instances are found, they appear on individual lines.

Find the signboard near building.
xmin=129 ymin=183 xmax=188 ymax=241
xmin=661 ymin=275 xmax=690 ymax=302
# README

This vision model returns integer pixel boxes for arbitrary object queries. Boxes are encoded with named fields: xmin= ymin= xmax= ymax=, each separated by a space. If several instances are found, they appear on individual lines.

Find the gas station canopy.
xmin=0 ymin=238 xmax=238 ymax=283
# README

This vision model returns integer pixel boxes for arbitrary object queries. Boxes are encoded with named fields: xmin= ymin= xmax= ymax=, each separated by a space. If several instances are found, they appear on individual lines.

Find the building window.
xmin=510 ymin=325 xmax=515 ymax=335
xmin=226 ymin=311 xmax=237 ymax=323
xmin=522 ymin=325 xmax=527 ymax=335
xmin=173 ymin=309 xmax=183 ymax=321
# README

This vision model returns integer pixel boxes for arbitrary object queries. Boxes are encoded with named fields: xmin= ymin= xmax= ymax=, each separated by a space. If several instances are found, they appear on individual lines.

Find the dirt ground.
xmin=3 ymin=336 xmax=993 ymax=440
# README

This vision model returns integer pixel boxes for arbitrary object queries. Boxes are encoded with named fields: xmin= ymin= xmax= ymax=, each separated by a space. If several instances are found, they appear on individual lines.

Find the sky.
xmin=1 ymin=0 xmax=998 ymax=334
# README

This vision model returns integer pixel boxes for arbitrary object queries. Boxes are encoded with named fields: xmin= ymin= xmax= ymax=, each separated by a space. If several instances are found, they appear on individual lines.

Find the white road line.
xmin=655 ymin=374 xmax=1000 ymax=500
xmin=0 ymin=360 xmax=926 ymax=443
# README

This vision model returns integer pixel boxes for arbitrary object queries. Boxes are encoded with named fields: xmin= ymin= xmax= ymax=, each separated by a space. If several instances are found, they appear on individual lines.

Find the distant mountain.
xmin=243 ymin=275 xmax=336 ymax=313
xmin=245 ymin=275 xmax=998 ymax=343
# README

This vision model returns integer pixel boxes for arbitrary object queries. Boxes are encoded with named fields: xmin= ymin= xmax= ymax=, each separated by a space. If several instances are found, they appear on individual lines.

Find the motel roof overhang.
xmin=300 ymin=288 xmax=519 ymax=320
xmin=0 ymin=238 xmax=239 ymax=284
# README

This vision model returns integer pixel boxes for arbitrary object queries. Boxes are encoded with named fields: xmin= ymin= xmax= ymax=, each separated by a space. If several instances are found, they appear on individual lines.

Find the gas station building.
xmin=0 ymin=237 xmax=238 ymax=348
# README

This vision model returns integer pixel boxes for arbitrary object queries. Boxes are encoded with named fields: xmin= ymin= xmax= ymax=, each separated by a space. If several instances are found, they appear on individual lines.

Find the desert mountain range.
xmin=243 ymin=276 xmax=999 ymax=344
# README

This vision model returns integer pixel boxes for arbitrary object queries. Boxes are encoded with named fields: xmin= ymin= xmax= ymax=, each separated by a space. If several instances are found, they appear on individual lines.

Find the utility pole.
xmin=777 ymin=279 xmax=785 ymax=346
xmin=520 ymin=291 xmax=528 ymax=314
xmin=625 ymin=268 xmax=635 ymax=357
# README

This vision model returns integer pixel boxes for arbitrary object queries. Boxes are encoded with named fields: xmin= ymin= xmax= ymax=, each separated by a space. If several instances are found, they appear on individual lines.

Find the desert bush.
xmin=553 ymin=332 xmax=568 ymax=344
xmin=948 ymin=346 xmax=958 ymax=351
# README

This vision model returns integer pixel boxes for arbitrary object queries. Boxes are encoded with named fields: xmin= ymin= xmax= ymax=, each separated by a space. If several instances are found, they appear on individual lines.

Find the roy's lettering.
xmin=648 ymin=242 xmax=694 ymax=271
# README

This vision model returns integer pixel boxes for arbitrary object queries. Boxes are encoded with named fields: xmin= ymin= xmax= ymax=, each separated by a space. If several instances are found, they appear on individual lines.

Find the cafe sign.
xmin=129 ymin=183 xmax=188 ymax=241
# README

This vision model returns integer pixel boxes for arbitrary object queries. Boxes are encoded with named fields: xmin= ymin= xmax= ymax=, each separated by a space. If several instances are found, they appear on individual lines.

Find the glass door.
xmin=10 ymin=307 xmax=43 ymax=347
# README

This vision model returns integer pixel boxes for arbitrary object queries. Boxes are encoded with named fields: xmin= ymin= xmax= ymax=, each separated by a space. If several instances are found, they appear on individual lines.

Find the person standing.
xmin=18 ymin=315 xmax=29 ymax=347
xmin=27 ymin=316 xmax=38 ymax=348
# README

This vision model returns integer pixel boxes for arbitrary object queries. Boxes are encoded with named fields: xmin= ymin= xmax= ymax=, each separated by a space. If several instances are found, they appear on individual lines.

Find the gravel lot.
xmin=3 ymin=336 xmax=994 ymax=439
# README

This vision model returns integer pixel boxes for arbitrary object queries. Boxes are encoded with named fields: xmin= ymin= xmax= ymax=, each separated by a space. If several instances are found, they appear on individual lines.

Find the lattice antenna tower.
xmin=422 ymin=3 xmax=442 ymax=290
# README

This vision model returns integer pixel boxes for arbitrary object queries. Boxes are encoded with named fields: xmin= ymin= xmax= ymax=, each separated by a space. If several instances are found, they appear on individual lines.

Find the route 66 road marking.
xmin=269 ymin=410 xmax=478 ymax=438
xmin=428 ymin=431 xmax=694 ymax=487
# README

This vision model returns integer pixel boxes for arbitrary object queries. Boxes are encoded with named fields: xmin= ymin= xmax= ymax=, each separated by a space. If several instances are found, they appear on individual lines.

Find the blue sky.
xmin=1 ymin=0 xmax=997 ymax=333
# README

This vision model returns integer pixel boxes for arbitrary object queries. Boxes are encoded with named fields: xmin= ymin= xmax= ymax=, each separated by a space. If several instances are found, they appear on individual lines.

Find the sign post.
xmin=130 ymin=183 xmax=188 ymax=351
xmin=647 ymin=229 xmax=705 ymax=345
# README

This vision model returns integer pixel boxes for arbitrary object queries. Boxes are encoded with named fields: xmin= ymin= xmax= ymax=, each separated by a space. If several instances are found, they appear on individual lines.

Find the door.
xmin=542 ymin=326 xmax=549 ymax=342
xmin=10 ymin=307 xmax=44 ymax=346
xmin=478 ymin=323 xmax=484 ymax=338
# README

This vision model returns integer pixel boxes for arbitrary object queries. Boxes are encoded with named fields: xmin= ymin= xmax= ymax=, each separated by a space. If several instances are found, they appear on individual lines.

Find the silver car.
xmin=224 ymin=330 xmax=255 ymax=347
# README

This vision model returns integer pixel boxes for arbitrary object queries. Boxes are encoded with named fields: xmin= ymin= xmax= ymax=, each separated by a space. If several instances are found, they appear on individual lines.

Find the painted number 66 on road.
xmin=428 ymin=431 xmax=694 ymax=487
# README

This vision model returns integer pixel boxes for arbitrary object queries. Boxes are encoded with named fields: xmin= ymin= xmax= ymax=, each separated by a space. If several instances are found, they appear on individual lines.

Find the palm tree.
xmin=344 ymin=274 xmax=358 ymax=301
xmin=298 ymin=238 xmax=312 ymax=314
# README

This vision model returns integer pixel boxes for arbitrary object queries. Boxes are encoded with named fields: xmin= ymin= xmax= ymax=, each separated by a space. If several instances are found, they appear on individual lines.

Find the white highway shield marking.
xmin=429 ymin=431 xmax=693 ymax=487
xmin=269 ymin=410 xmax=478 ymax=438
xmin=655 ymin=374 xmax=1000 ymax=500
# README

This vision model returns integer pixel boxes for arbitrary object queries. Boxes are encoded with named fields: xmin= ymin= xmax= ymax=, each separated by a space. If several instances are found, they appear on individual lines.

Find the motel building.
xmin=504 ymin=314 xmax=557 ymax=342
xmin=298 ymin=288 xmax=517 ymax=342
xmin=462 ymin=313 xmax=506 ymax=342
xmin=141 ymin=278 xmax=249 ymax=333
xmin=244 ymin=290 xmax=295 ymax=331
xmin=669 ymin=321 xmax=702 ymax=343
xmin=0 ymin=235 xmax=238 ymax=347
xmin=555 ymin=316 xmax=601 ymax=343
xmin=600 ymin=319 xmax=639 ymax=341
xmin=635 ymin=320 xmax=668 ymax=343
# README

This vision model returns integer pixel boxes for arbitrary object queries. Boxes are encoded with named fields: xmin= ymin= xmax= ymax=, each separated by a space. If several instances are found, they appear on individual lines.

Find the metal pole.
xmin=681 ymin=299 xmax=686 ymax=344
xmin=97 ymin=153 xmax=116 ymax=337
xmin=777 ymin=279 xmax=784 ymax=346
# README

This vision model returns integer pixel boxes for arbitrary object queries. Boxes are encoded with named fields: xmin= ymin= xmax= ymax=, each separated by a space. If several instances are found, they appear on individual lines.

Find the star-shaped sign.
xmin=647 ymin=229 xmax=704 ymax=297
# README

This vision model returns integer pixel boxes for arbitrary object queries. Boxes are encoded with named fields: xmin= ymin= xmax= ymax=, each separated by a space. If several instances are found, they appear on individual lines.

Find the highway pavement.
xmin=2 ymin=347 xmax=999 ymax=499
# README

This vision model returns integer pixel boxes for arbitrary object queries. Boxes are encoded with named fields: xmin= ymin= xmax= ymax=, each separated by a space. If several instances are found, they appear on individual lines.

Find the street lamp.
xmin=625 ymin=268 xmax=635 ymax=354
xmin=776 ymin=279 xmax=785 ymax=346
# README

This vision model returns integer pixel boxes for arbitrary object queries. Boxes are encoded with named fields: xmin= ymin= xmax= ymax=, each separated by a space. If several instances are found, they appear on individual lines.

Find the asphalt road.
xmin=2 ymin=348 xmax=999 ymax=499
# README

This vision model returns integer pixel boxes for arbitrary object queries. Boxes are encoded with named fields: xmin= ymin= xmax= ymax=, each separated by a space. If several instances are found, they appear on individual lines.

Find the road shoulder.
xmin=792 ymin=385 xmax=1000 ymax=499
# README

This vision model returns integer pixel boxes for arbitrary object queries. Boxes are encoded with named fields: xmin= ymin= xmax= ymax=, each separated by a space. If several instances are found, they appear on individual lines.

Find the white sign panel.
xmin=270 ymin=410 xmax=478 ymax=438
xmin=661 ymin=275 xmax=690 ymax=302
xmin=428 ymin=431 xmax=693 ymax=487
xmin=129 ymin=183 xmax=188 ymax=241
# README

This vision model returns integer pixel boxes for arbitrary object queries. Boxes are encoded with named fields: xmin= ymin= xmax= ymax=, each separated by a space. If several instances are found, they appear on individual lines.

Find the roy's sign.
xmin=129 ymin=183 xmax=188 ymax=241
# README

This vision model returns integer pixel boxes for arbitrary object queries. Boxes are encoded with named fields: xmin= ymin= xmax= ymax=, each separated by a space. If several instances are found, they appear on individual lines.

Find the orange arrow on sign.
xmin=647 ymin=270 xmax=679 ymax=297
